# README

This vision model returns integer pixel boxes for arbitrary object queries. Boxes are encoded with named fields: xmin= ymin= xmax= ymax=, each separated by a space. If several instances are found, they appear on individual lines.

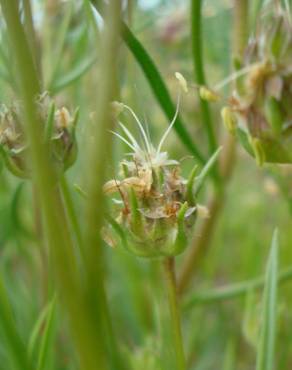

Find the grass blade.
xmin=193 ymin=146 xmax=222 ymax=196
xmin=50 ymin=54 xmax=96 ymax=93
xmin=36 ymin=297 xmax=56 ymax=370
xmin=28 ymin=296 xmax=56 ymax=367
xmin=45 ymin=2 xmax=73 ymax=87
xmin=0 ymin=276 xmax=31 ymax=370
xmin=256 ymin=229 xmax=278 ymax=370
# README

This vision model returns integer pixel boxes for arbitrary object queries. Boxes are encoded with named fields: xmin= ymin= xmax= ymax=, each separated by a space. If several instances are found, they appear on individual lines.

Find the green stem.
xmin=190 ymin=0 xmax=217 ymax=156
xmin=60 ymin=176 xmax=84 ymax=261
xmin=83 ymin=1 xmax=126 ymax=369
xmin=163 ymin=257 xmax=186 ymax=370
xmin=178 ymin=0 xmax=249 ymax=296
xmin=23 ymin=0 xmax=42 ymax=82
xmin=233 ymin=0 xmax=249 ymax=58
xmin=0 ymin=1 xmax=111 ymax=368
xmin=184 ymin=262 xmax=292 ymax=308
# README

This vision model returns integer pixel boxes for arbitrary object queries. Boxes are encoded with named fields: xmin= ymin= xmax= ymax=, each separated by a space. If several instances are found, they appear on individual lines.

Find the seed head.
xmin=103 ymin=101 xmax=220 ymax=258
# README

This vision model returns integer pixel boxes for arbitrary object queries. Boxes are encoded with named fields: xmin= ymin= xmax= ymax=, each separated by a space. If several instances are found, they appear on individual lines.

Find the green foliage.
xmin=0 ymin=1 xmax=290 ymax=369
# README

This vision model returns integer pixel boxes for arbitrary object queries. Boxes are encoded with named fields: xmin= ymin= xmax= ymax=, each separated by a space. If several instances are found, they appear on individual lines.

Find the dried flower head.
xmin=0 ymin=93 xmax=78 ymax=178
xmin=222 ymin=4 xmax=292 ymax=164
xmin=103 ymin=100 xmax=220 ymax=258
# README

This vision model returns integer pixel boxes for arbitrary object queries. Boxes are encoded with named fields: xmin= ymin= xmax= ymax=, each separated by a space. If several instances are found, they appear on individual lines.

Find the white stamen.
xmin=118 ymin=121 xmax=141 ymax=150
xmin=157 ymin=93 xmax=180 ymax=154
xmin=110 ymin=130 xmax=136 ymax=151
xmin=122 ymin=104 xmax=152 ymax=153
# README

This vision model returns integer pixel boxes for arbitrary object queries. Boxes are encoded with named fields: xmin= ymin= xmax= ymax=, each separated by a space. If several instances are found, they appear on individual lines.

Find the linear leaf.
xmin=256 ymin=229 xmax=278 ymax=370
xmin=36 ymin=297 xmax=56 ymax=370
xmin=28 ymin=296 xmax=56 ymax=363
xmin=193 ymin=146 xmax=222 ymax=196
xmin=50 ymin=54 xmax=96 ymax=93
xmin=0 ymin=276 xmax=31 ymax=370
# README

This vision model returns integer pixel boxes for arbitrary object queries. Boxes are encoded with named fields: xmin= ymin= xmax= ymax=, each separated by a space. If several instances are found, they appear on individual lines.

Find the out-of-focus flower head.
xmin=221 ymin=3 xmax=292 ymax=165
xmin=0 ymin=92 xmax=78 ymax=178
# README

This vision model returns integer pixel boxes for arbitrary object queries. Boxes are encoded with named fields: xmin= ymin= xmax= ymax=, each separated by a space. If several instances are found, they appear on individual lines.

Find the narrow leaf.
xmin=50 ymin=55 xmax=96 ymax=93
xmin=46 ymin=2 xmax=73 ymax=86
xmin=193 ymin=146 xmax=222 ymax=196
xmin=0 ymin=276 xmax=31 ymax=370
xmin=256 ymin=229 xmax=279 ymax=370
xmin=28 ymin=296 xmax=56 ymax=360
xmin=36 ymin=297 xmax=57 ymax=370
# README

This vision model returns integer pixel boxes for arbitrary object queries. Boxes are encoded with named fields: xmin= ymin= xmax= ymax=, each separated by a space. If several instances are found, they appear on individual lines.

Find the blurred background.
xmin=0 ymin=0 xmax=291 ymax=369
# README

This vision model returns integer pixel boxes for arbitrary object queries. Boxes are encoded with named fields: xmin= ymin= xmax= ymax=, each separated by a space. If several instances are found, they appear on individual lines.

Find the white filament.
xmin=122 ymin=103 xmax=152 ymax=153
xmin=157 ymin=93 xmax=180 ymax=154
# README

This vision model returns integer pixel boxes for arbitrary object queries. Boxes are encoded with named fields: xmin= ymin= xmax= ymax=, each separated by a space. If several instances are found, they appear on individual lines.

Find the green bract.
xmin=223 ymin=5 xmax=292 ymax=164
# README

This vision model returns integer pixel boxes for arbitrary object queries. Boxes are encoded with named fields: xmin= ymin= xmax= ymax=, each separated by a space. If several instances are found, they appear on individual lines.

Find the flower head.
xmin=103 ymin=100 xmax=220 ymax=258
xmin=0 ymin=93 xmax=78 ymax=178
xmin=222 ymin=3 xmax=292 ymax=164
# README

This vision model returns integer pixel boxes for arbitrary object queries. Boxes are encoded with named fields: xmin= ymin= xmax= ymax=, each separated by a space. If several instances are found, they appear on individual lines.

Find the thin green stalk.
xmin=23 ymin=0 xmax=42 ymax=82
xmin=184 ymin=258 xmax=292 ymax=308
xmin=190 ymin=0 xmax=217 ymax=156
xmin=178 ymin=0 xmax=249 ymax=296
xmin=233 ymin=0 xmax=249 ymax=58
xmin=90 ymin=0 xmax=206 ymax=165
xmin=163 ymin=257 xmax=186 ymax=370
xmin=83 ymin=1 xmax=126 ymax=369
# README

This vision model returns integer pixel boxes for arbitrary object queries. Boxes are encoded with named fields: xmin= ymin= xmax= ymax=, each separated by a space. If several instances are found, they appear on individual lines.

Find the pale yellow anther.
xmin=221 ymin=106 xmax=237 ymax=134
xmin=111 ymin=101 xmax=124 ymax=118
xmin=175 ymin=72 xmax=188 ymax=93
xmin=55 ymin=107 xmax=71 ymax=129
xmin=199 ymin=86 xmax=220 ymax=102
xmin=197 ymin=204 xmax=210 ymax=219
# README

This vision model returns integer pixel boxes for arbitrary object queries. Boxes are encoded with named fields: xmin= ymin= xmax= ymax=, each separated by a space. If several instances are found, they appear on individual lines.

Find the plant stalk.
xmin=178 ymin=0 xmax=249 ymax=295
xmin=163 ymin=257 xmax=186 ymax=370
xmin=23 ymin=0 xmax=42 ymax=82
xmin=190 ymin=0 xmax=217 ymax=157
xmin=60 ymin=176 xmax=84 ymax=261
xmin=0 ymin=0 xmax=118 ymax=368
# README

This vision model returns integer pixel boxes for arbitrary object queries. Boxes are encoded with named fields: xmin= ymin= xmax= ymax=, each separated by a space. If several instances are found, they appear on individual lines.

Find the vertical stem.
xmin=0 ymin=1 xmax=116 ymax=368
xmin=83 ymin=1 xmax=125 ymax=369
xmin=163 ymin=257 xmax=186 ymax=370
xmin=178 ymin=0 xmax=249 ymax=295
xmin=60 ymin=176 xmax=84 ymax=261
xmin=23 ymin=0 xmax=42 ymax=82
xmin=190 ymin=0 xmax=217 ymax=157
xmin=233 ymin=0 xmax=249 ymax=58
